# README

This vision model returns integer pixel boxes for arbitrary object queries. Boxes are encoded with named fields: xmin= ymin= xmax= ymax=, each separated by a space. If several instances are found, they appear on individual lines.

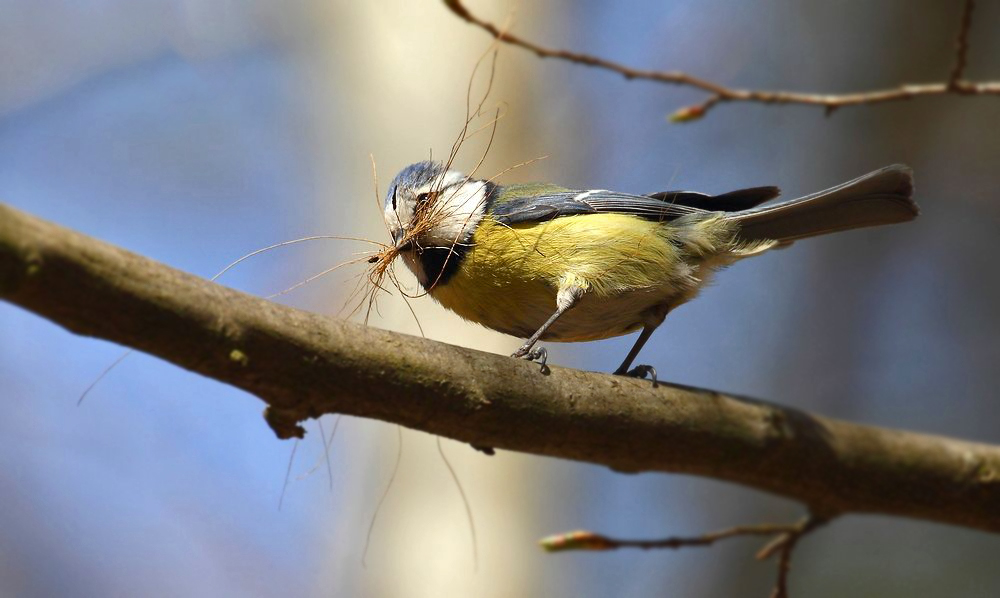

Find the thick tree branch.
xmin=443 ymin=0 xmax=997 ymax=120
xmin=3 ymin=202 xmax=1000 ymax=533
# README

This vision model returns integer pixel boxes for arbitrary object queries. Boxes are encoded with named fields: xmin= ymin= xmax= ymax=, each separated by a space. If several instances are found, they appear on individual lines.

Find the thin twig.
xmin=949 ymin=0 xmax=975 ymax=89
xmin=541 ymin=514 xmax=832 ymax=597
xmin=442 ymin=0 xmax=999 ymax=121
xmin=755 ymin=514 xmax=829 ymax=598
xmin=539 ymin=523 xmax=800 ymax=552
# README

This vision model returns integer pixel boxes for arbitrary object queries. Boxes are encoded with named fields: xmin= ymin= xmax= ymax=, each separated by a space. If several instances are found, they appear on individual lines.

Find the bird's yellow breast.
xmin=427 ymin=213 xmax=699 ymax=341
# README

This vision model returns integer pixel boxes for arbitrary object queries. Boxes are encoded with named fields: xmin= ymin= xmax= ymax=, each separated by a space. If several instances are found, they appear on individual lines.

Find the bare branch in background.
xmin=539 ymin=522 xmax=806 ymax=553
xmin=540 ymin=514 xmax=829 ymax=597
xmin=443 ymin=0 xmax=995 ymax=121
xmin=757 ymin=515 xmax=828 ymax=598
xmin=948 ymin=0 xmax=976 ymax=88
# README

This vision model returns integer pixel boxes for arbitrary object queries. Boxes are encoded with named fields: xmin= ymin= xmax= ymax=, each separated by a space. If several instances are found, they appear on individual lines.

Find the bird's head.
xmin=383 ymin=161 xmax=492 ymax=253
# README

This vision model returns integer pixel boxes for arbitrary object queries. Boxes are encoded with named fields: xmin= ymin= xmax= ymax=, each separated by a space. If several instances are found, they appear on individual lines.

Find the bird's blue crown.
xmin=385 ymin=161 xmax=447 ymax=207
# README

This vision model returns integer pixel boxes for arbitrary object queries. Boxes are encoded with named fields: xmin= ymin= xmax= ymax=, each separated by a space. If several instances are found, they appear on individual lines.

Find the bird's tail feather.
xmin=730 ymin=165 xmax=918 ymax=244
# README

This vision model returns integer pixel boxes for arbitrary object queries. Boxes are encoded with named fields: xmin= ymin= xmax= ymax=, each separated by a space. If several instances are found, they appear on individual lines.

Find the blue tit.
xmin=383 ymin=161 xmax=917 ymax=378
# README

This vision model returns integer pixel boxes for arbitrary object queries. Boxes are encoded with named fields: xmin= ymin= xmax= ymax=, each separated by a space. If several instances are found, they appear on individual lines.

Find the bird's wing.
xmin=491 ymin=186 xmax=779 ymax=226
xmin=645 ymin=186 xmax=780 ymax=212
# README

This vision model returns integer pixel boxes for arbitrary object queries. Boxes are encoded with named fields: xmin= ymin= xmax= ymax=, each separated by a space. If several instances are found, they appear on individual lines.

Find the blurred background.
xmin=2 ymin=0 xmax=1000 ymax=596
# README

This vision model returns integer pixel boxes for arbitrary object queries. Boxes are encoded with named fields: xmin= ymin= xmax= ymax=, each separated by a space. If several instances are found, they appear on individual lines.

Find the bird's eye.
xmin=416 ymin=192 xmax=430 ymax=205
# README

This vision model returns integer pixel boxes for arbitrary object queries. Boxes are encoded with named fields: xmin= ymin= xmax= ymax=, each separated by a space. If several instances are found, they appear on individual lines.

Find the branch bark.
xmin=3 ymin=201 xmax=1000 ymax=533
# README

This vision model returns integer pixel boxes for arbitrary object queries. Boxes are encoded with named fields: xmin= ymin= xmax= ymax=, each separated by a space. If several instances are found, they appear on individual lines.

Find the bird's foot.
xmin=614 ymin=364 xmax=658 ymax=387
xmin=512 ymin=346 xmax=549 ymax=374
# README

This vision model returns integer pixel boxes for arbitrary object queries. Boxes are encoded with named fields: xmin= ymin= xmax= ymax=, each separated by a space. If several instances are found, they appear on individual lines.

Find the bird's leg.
xmin=512 ymin=285 xmax=584 ymax=364
xmin=511 ymin=311 xmax=561 ymax=359
xmin=614 ymin=308 xmax=669 ymax=386
xmin=614 ymin=325 xmax=657 ymax=375
xmin=468 ymin=285 xmax=584 ymax=455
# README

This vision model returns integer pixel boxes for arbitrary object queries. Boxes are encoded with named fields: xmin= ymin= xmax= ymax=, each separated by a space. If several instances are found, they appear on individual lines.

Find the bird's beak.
xmin=392 ymin=229 xmax=416 ymax=252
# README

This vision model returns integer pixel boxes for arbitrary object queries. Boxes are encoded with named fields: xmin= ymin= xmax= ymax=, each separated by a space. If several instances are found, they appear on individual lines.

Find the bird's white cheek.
xmin=422 ymin=182 xmax=487 ymax=246
xmin=424 ymin=223 xmax=474 ymax=247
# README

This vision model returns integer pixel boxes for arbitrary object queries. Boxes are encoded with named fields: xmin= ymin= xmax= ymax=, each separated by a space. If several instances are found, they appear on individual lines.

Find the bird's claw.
xmin=512 ymin=346 xmax=549 ymax=374
xmin=616 ymin=364 xmax=658 ymax=387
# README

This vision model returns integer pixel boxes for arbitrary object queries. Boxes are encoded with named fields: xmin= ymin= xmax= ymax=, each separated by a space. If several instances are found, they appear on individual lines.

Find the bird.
xmin=382 ymin=161 xmax=917 ymax=379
